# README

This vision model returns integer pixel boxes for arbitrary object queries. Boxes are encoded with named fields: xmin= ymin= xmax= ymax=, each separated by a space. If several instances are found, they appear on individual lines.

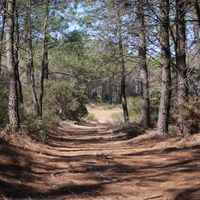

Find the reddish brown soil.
xmin=0 ymin=122 xmax=200 ymax=200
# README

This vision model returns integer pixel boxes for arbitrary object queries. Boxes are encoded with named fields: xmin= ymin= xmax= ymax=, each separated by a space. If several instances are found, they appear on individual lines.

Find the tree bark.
xmin=195 ymin=0 xmax=200 ymax=27
xmin=43 ymin=0 xmax=49 ymax=80
xmin=117 ymin=10 xmax=129 ymax=123
xmin=25 ymin=0 xmax=40 ymax=115
xmin=109 ymin=78 xmax=113 ymax=104
xmin=14 ymin=3 xmax=23 ymax=103
xmin=6 ymin=0 xmax=20 ymax=131
xmin=175 ymin=0 xmax=190 ymax=134
xmin=0 ymin=0 xmax=6 ymax=73
xmin=138 ymin=0 xmax=150 ymax=128
xmin=39 ymin=0 xmax=50 ymax=116
xmin=157 ymin=0 xmax=172 ymax=135
xmin=193 ymin=6 xmax=200 ymax=70
xmin=101 ymin=81 xmax=105 ymax=102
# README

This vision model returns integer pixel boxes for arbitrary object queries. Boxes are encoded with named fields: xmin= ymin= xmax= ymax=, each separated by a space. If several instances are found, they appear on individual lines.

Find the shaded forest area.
xmin=0 ymin=0 xmax=200 ymax=199
xmin=0 ymin=0 xmax=200 ymax=134
xmin=0 ymin=0 xmax=200 ymax=135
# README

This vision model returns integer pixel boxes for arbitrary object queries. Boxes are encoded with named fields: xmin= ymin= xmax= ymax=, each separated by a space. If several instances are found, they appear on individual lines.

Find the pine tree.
xmin=6 ymin=0 xmax=20 ymax=131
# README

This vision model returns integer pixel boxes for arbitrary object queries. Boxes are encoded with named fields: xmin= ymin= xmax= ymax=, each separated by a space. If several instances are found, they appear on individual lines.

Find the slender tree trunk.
xmin=117 ymin=10 xmax=129 ymax=123
xmin=0 ymin=0 xmax=6 ymax=73
xmin=6 ymin=0 xmax=20 ymax=131
xmin=87 ymin=83 xmax=90 ymax=98
xmin=14 ymin=3 xmax=23 ymax=103
xmin=138 ymin=0 xmax=150 ymax=128
xmin=195 ymin=0 xmax=200 ymax=27
xmin=109 ymin=78 xmax=113 ymax=104
xmin=39 ymin=0 xmax=50 ymax=116
xmin=25 ymin=0 xmax=40 ymax=115
xmin=102 ymin=81 xmax=105 ymax=102
xmin=157 ymin=0 xmax=172 ymax=135
xmin=25 ymin=0 xmax=31 ymax=85
xmin=43 ymin=0 xmax=49 ymax=80
xmin=193 ymin=8 xmax=200 ymax=70
xmin=120 ymin=72 xmax=129 ymax=123
xmin=175 ymin=0 xmax=190 ymax=134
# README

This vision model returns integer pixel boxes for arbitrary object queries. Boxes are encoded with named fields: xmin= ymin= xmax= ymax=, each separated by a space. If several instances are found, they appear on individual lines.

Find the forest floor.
xmin=0 ymin=107 xmax=200 ymax=200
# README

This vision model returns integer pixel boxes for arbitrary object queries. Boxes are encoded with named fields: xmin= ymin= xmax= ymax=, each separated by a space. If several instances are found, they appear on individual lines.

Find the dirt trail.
xmin=0 ymin=121 xmax=200 ymax=200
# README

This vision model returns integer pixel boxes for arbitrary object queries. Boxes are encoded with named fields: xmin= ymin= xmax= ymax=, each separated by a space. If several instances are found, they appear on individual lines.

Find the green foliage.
xmin=176 ymin=96 xmax=200 ymax=134
xmin=23 ymin=115 xmax=49 ymax=143
xmin=126 ymin=93 xmax=160 ymax=123
xmin=110 ymin=95 xmax=160 ymax=123
xmin=127 ymin=96 xmax=141 ymax=122
xmin=48 ymin=31 xmax=105 ymax=89
xmin=44 ymin=81 xmax=88 ymax=121
xmin=150 ymin=90 xmax=161 ymax=121
xmin=43 ymin=109 xmax=60 ymax=129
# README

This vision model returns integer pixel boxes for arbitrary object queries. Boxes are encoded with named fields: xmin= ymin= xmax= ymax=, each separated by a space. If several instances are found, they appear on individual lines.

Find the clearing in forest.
xmin=87 ymin=104 xmax=122 ymax=123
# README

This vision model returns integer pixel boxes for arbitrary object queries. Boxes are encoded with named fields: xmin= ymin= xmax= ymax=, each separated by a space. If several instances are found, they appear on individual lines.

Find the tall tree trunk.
xmin=6 ymin=0 xmax=20 ymax=131
xmin=120 ymin=72 xmax=129 ymax=123
xmin=101 ymin=81 xmax=105 ymax=102
xmin=195 ymin=0 xmax=200 ymax=27
xmin=0 ymin=0 xmax=6 ymax=73
xmin=193 ymin=7 xmax=200 ymax=70
xmin=109 ymin=78 xmax=113 ymax=104
xmin=117 ymin=10 xmax=129 ymax=123
xmin=138 ymin=0 xmax=150 ymax=128
xmin=175 ymin=0 xmax=190 ymax=134
xmin=25 ymin=0 xmax=40 ymax=115
xmin=157 ymin=0 xmax=172 ymax=135
xmin=14 ymin=3 xmax=23 ymax=103
xmin=43 ymin=0 xmax=49 ymax=80
xmin=39 ymin=0 xmax=50 ymax=116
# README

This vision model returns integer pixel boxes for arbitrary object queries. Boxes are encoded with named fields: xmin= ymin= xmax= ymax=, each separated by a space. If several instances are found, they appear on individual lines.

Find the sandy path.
xmin=87 ymin=105 xmax=122 ymax=123
xmin=0 ymin=122 xmax=200 ymax=200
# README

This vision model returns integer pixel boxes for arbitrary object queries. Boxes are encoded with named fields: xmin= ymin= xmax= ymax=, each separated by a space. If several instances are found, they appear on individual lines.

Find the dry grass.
xmin=87 ymin=104 xmax=122 ymax=123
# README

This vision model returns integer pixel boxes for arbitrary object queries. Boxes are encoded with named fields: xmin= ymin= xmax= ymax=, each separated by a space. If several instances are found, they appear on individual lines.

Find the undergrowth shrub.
xmin=127 ymin=96 xmax=141 ymax=122
xmin=150 ymin=90 xmax=160 ymax=121
xmin=22 ymin=116 xmax=49 ymax=142
xmin=111 ymin=122 xmax=145 ymax=138
xmin=44 ymin=81 xmax=88 ymax=121
xmin=0 ymin=83 xmax=47 ymax=142
xmin=127 ymin=92 xmax=160 ymax=123
xmin=175 ymin=96 xmax=200 ymax=134
xmin=0 ymin=82 xmax=8 ymax=127
xmin=0 ymin=110 xmax=49 ymax=142
xmin=1 ymin=80 xmax=89 ymax=142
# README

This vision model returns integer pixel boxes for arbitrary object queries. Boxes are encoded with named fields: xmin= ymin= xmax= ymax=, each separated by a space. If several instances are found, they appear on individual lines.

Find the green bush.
xmin=44 ymin=81 xmax=88 ymax=121
xmin=150 ymin=90 xmax=161 ymax=121
xmin=175 ymin=96 xmax=200 ymax=134
xmin=23 ymin=115 xmax=49 ymax=142
xmin=127 ymin=96 xmax=141 ymax=122
xmin=126 ymin=92 xmax=160 ymax=123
